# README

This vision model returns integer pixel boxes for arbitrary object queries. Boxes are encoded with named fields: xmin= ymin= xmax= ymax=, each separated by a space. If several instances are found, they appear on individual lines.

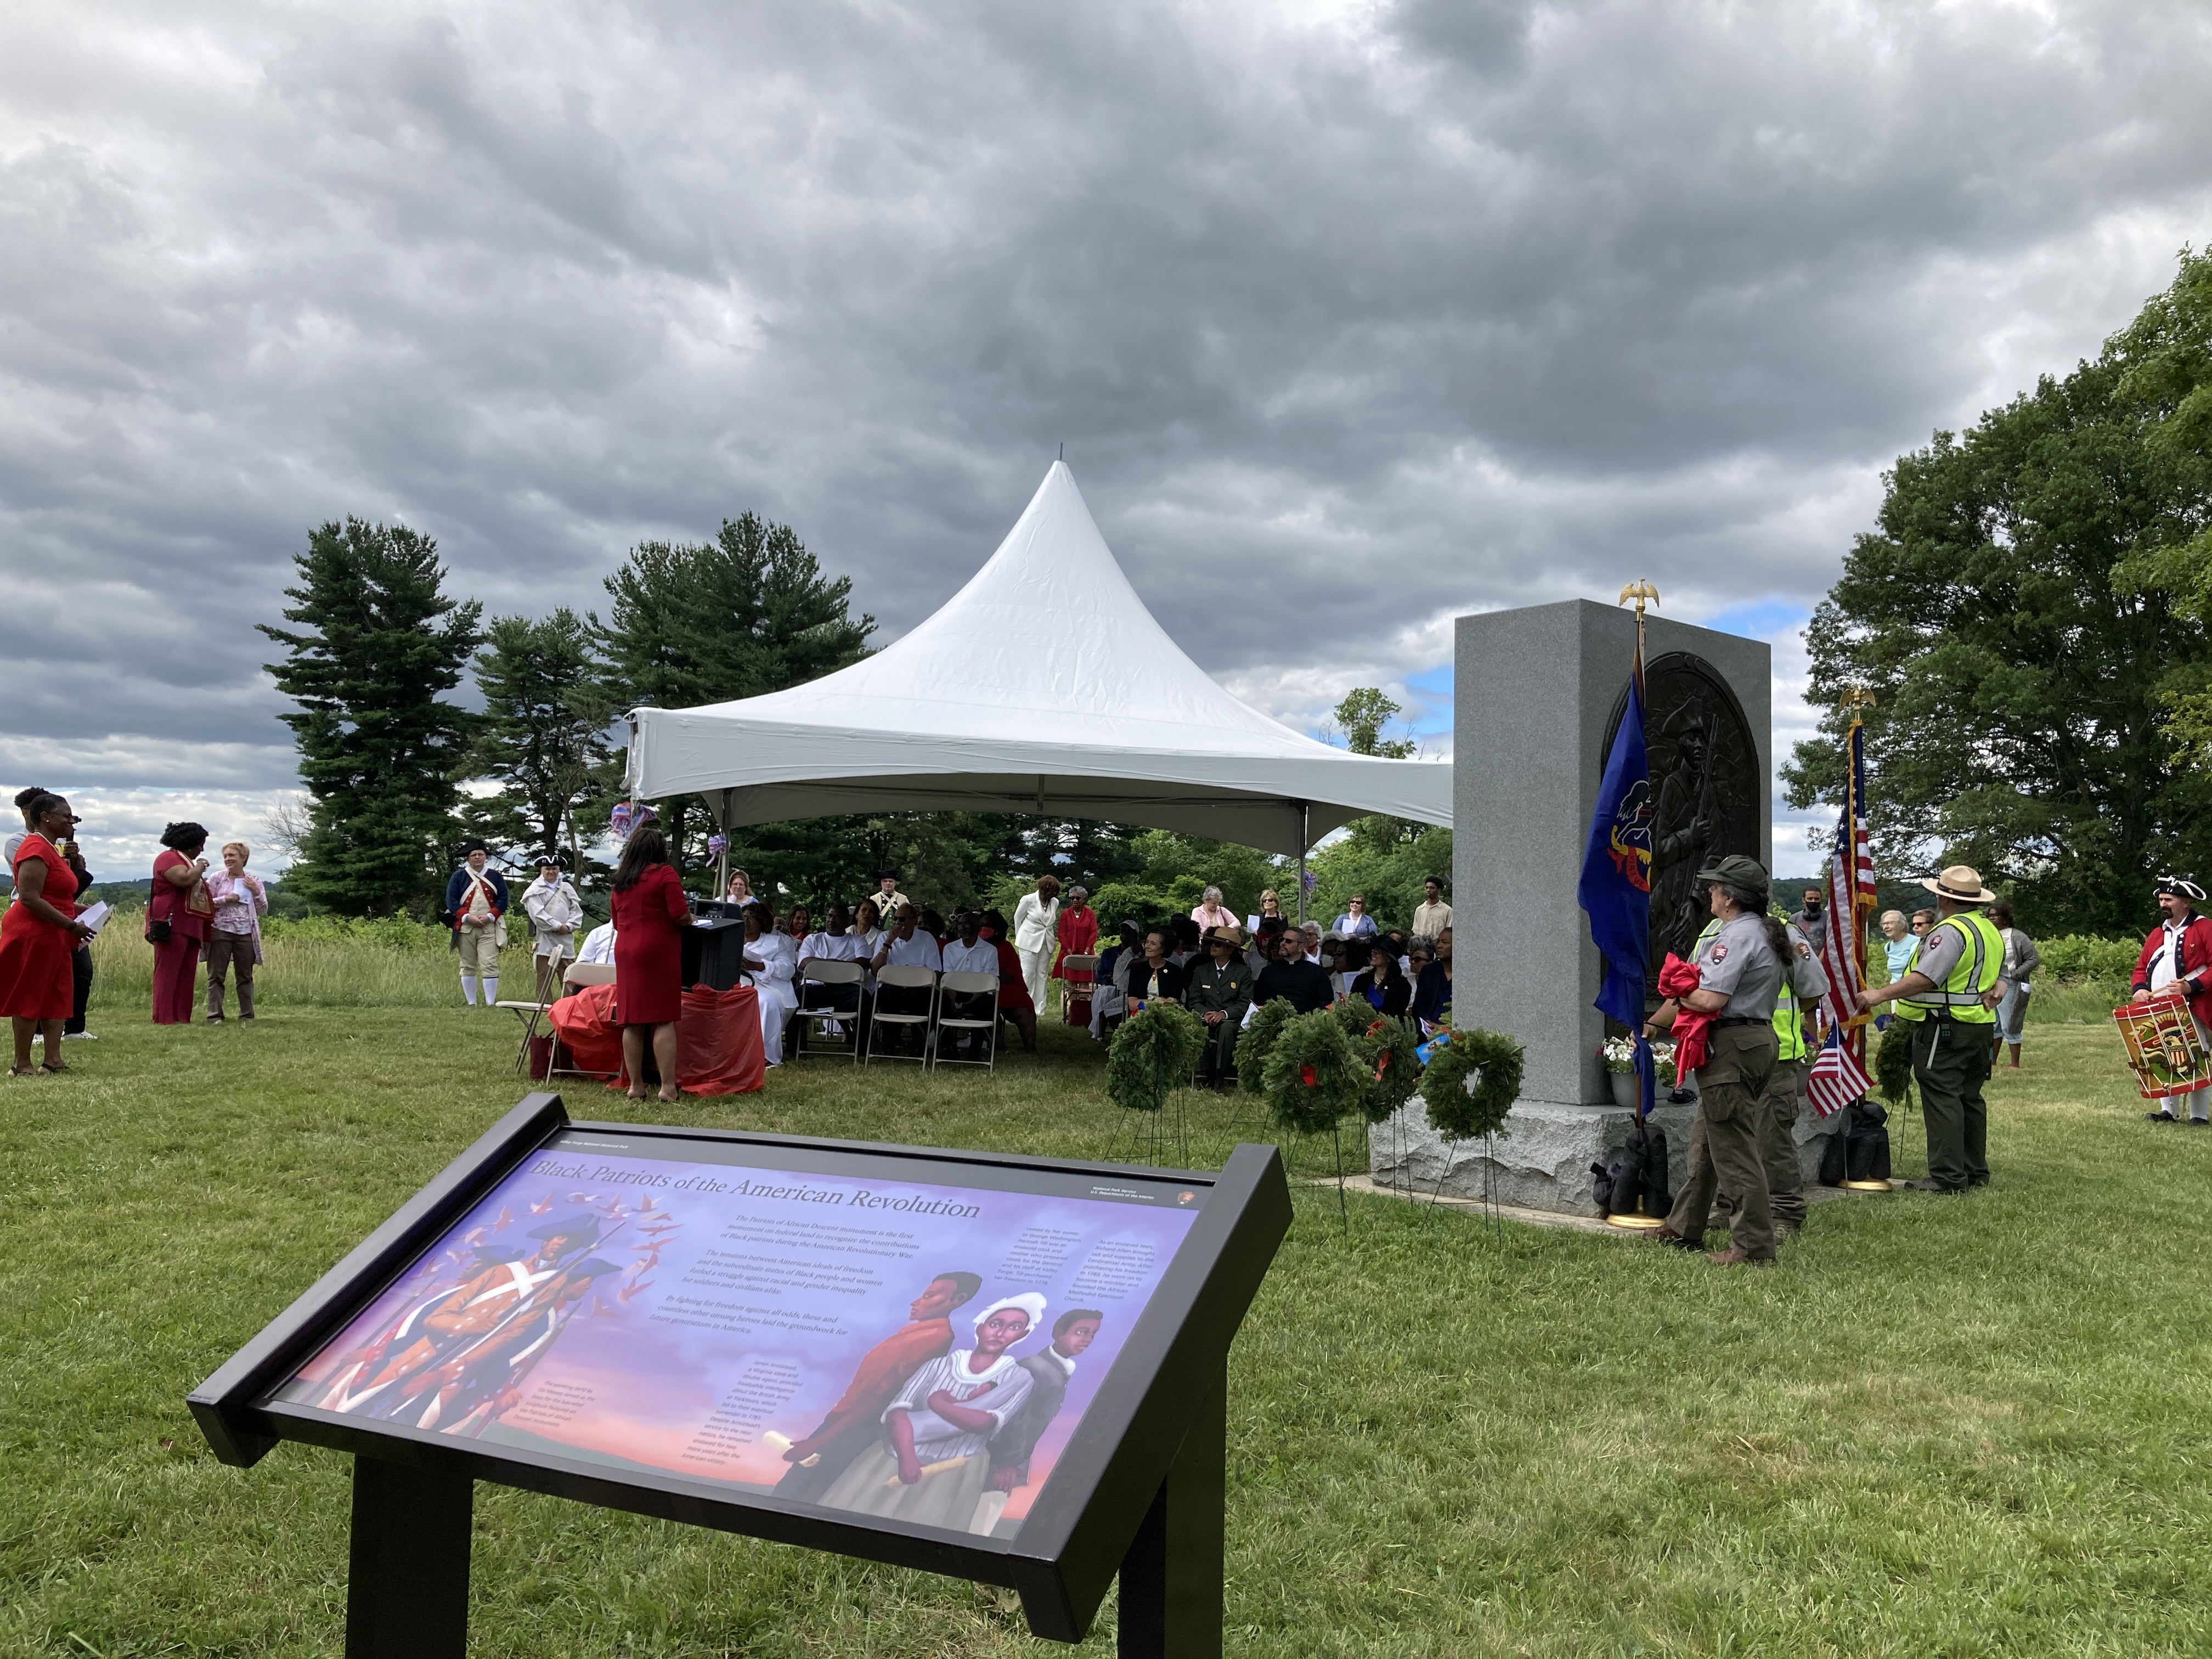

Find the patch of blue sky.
xmin=1699 ymin=599 xmax=1811 ymax=642
xmin=1401 ymin=663 xmax=1454 ymax=735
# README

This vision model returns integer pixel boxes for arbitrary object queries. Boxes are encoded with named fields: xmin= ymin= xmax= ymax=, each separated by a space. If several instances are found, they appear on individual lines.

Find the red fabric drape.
xmin=1657 ymin=953 xmax=1710 ymax=1073
xmin=548 ymin=981 xmax=765 ymax=1096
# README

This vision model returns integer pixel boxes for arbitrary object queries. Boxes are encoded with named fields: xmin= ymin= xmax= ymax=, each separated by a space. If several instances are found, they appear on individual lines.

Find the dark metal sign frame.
xmin=189 ymin=1093 xmax=1291 ymax=1657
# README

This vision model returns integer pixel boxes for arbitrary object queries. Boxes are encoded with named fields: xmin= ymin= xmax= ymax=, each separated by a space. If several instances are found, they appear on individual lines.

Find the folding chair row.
xmin=856 ymin=966 xmax=1006 ymax=1070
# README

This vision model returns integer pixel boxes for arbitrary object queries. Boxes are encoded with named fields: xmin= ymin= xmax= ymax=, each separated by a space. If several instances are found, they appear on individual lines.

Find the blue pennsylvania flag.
xmin=1578 ymin=670 xmax=1655 ymax=1110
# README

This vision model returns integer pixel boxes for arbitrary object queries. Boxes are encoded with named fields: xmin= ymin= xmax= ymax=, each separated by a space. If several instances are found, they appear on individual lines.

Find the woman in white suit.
xmin=741 ymin=900 xmax=797 ymax=1065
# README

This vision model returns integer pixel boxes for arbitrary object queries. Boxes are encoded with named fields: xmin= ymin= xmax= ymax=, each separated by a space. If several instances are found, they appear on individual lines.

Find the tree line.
xmin=1786 ymin=248 xmax=2212 ymax=935
xmin=259 ymin=507 xmax=1449 ymax=924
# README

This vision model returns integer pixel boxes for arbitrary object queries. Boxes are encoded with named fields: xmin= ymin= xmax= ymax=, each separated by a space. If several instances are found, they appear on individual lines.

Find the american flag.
xmin=1806 ymin=718 xmax=1876 ymax=1117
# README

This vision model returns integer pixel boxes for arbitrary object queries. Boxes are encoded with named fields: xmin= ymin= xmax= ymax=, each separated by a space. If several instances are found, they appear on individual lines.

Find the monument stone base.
xmin=1368 ymin=1093 xmax=1844 ymax=1216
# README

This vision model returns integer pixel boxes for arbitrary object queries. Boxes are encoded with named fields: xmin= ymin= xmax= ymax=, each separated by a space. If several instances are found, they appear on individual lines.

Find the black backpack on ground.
xmin=1818 ymin=1099 xmax=1893 ymax=1185
xmin=1593 ymin=1119 xmax=1673 ymax=1218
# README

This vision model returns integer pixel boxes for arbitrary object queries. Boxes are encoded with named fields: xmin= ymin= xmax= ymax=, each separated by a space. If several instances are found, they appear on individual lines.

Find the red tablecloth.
xmin=548 ymin=981 xmax=765 ymax=1096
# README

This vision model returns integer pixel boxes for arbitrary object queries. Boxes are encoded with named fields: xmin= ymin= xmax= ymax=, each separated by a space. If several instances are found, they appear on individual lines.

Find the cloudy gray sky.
xmin=3 ymin=0 xmax=2208 ymax=877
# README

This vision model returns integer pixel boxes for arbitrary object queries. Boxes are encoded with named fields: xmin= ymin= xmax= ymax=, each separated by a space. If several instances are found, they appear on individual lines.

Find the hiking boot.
xmin=1645 ymin=1227 xmax=1701 ymax=1250
xmin=1707 ymin=1248 xmax=1775 ymax=1267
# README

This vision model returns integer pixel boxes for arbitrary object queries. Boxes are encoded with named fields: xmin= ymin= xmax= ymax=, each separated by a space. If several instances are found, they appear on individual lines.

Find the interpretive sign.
xmin=190 ymin=1093 xmax=1290 ymax=1657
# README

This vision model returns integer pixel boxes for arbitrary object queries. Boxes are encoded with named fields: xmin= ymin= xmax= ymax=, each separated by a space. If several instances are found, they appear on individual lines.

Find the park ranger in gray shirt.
xmin=1645 ymin=855 xmax=1788 ymax=1266
xmin=1716 ymin=918 xmax=1830 ymax=1239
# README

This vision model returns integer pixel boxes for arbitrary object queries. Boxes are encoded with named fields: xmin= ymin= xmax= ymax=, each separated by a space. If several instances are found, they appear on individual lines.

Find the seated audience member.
xmin=798 ymin=904 xmax=863 ymax=1033
xmin=1382 ymin=928 xmax=1410 ymax=974
xmin=1412 ymin=927 xmax=1454 ymax=1033
xmin=850 ymin=898 xmax=885 ymax=956
xmin=577 ymin=918 xmax=616 ymax=967
xmin=919 ymin=907 xmax=949 ymax=947
xmin=1254 ymin=927 xmax=1333 ymax=1014
xmin=1350 ymin=941 xmax=1413 ymax=1018
xmin=940 ymin=911 xmax=1001 ymax=1057
xmin=869 ymin=904 xmax=942 ymax=1054
xmin=1184 ymin=925 xmax=1253 ymax=1090
xmin=982 ymin=909 xmax=1039 ymax=1054
xmin=1406 ymin=939 xmax=1433 ymax=983
xmin=1319 ymin=934 xmax=1357 ymax=999
xmin=1171 ymin=916 xmax=1202 ymax=968
xmin=1300 ymin=922 xmax=1323 ymax=963
xmin=1246 ymin=916 xmax=1285 ymax=979
xmin=784 ymin=903 xmax=812 ymax=944
xmin=724 ymin=868 xmax=754 ymax=907
xmin=1126 ymin=928 xmax=1186 ymax=1012
xmin=741 ymin=899 xmax=798 ymax=1064
xmin=1091 ymin=920 xmax=1140 ymax=1041
xmin=1332 ymin=894 xmax=1379 ymax=938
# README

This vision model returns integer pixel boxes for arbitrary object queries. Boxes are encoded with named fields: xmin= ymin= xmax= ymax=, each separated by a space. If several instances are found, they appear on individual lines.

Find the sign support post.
xmin=346 ymin=1455 xmax=473 ymax=1659
xmin=1115 ymin=1362 xmax=1226 ymax=1658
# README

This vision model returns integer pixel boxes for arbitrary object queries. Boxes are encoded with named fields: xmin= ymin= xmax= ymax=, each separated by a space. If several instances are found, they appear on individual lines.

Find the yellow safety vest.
xmin=1900 ymin=911 xmax=2001 ymax=1024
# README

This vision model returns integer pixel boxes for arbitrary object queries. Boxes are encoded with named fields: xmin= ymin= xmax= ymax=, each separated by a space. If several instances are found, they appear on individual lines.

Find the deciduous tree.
xmin=1784 ymin=264 xmax=2212 ymax=933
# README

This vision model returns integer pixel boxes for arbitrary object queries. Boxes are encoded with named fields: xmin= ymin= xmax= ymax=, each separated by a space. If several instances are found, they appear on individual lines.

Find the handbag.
xmin=145 ymin=917 xmax=173 ymax=944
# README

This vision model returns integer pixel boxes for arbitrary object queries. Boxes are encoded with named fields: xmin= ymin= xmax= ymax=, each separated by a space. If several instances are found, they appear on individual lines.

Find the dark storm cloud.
xmin=2 ymin=0 xmax=2208 ymax=869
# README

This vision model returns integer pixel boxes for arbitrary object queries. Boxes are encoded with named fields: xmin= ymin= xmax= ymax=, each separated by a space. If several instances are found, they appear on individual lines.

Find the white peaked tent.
xmin=624 ymin=461 xmax=1452 ymax=858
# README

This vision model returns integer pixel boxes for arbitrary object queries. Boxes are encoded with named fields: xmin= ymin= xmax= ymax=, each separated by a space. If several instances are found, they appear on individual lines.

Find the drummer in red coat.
xmin=609 ymin=822 xmax=692 ymax=1103
xmin=3 ymin=792 xmax=95 ymax=1075
xmin=2132 ymin=875 xmax=2212 ymax=1125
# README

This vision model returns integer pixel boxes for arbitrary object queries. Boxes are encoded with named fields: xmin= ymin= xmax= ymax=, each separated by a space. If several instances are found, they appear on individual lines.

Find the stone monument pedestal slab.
xmin=1369 ymin=1093 xmax=1844 ymax=1215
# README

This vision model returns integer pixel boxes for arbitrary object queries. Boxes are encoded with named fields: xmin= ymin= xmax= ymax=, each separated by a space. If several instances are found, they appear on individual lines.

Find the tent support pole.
xmin=714 ymin=789 xmax=732 ymax=899
xmin=1297 ymin=801 xmax=1309 ymax=926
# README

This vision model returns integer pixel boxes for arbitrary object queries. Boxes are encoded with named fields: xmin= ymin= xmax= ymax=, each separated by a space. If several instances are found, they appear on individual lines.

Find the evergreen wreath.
xmin=1419 ymin=1027 xmax=1524 ymax=1143
xmin=1106 ymin=1002 xmax=1205 ymax=1114
xmin=1875 ymin=1019 xmax=1915 ymax=1107
xmin=1235 ymin=997 xmax=1299 ymax=1096
xmin=1358 ymin=1016 xmax=1423 ymax=1126
xmin=1260 ymin=1007 xmax=1368 ymax=1135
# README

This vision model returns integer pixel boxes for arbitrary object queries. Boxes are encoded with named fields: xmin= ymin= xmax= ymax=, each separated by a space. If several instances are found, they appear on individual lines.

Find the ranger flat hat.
xmin=1694 ymin=854 xmax=1771 ymax=893
xmin=1921 ymin=864 xmax=1997 ymax=904
xmin=1207 ymin=924 xmax=1246 ymax=947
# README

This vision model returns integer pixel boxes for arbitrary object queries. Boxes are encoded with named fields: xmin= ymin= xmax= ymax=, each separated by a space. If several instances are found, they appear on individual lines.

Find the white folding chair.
xmin=493 ymin=951 xmax=573 ymax=1074
xmin=794 ymin=958 xmax=865 ymax=1062
xmin=864 ymin=964 xmax=938 ymax=1066
xmin=933 ymin=970 xmax=1002 ymax=1071
xmin=543 ymin=961 xmax=619 ymax=1086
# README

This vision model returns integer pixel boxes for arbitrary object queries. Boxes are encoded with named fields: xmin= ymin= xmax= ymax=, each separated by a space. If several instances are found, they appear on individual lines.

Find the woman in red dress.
xmin=980 ymin=909 xmax=1039 ymax=1054
xmin=610 ymin=824 xmax=691 ymax=1103
xmin=1051 ymin=885 xmax=1098 ymax=1025
xmin=149 ymin=821 xmax=212 ymax=1025
xmin=3 ymin=793 xmax=95 ymax=1075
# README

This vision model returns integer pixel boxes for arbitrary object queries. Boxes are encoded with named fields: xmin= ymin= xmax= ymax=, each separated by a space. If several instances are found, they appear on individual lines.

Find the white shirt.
xmin=884 ymin=1351 xmax=1033 ymax=1462
xmin=1012 ymin=892 xmax=1058 ymax=953
xmin=800 ymin=930 xmax=860 ymax=963
xmin=942 ymin=937 xmax=1000 ymax=975
xmin=2151 ymin=917 xmax=2194 ymax=993
xmin=877 ymin=930 xmax=943 ymax=972
xmin=578 ymin=922 xmax=616 ymax=964
xmin=746 ymin=930 xmax=797 ymax=1008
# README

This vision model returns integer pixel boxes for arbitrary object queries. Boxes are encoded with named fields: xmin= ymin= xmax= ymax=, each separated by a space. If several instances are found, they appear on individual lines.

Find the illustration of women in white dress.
xmin=818 ymin=1292 xmax=1045 ymax=1530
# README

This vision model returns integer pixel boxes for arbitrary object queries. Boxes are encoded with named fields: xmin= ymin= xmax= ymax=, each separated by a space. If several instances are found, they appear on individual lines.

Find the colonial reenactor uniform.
xmin=1655 ymin=856 xmax=1786 ymax=1265
xmin=2132 ymin=876 xmax=2212 ymax=1125
xmin=1183 ymin=927 xmax=1254 ymax=1089
xmin=1893 ymin=865 xmax=2004 ymax=1192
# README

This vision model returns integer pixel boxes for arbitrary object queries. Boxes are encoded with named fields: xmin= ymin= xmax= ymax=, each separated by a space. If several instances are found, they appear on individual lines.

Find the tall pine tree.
xmin=597 ymin=511 xmax=873 ymax=862
xmin=464 ymin=608 xmax=611 ymax=867
xmin=261 ymin=518 xmax=483 ymax=915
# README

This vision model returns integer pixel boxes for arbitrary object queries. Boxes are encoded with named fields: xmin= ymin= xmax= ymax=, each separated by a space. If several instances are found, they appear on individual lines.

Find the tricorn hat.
xmin=1920 ymin=865 xmax=1997 ymax=904
xmin=527 ymin=1213 xmax=602 ymax=1245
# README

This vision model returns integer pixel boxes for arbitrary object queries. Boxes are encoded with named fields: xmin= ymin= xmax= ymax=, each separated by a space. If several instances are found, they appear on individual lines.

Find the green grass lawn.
xmin=4 ymin=988 xmax=2208 ymax=1656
